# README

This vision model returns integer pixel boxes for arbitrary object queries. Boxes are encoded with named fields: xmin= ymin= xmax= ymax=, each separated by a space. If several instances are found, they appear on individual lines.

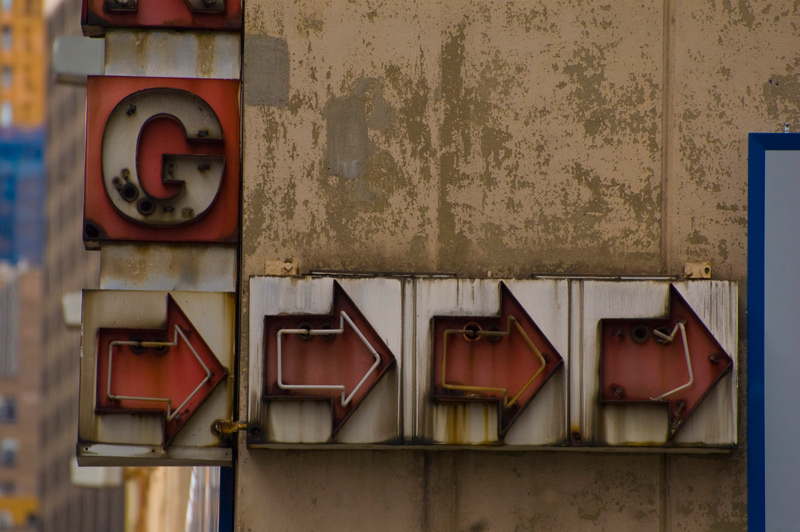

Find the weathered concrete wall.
xmin=238 ymin=0 xmax=800 ymax=530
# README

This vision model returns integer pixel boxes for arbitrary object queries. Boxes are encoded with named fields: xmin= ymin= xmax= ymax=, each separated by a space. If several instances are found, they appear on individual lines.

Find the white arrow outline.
xmin=107 ymin=324 xmax=214 ymax=422
xmin=649 ymin=321 xmax=694 ymax=401
xmin=276 ymin=311 xmax=382 ymax=407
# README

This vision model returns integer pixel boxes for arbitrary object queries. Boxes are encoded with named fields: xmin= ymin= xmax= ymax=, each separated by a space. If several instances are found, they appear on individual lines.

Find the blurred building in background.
xmin=40 ymin=0 xmax=125 ymax=529
xmin=0 ymin=0 xmax=47 ymax=530
xmin=0 ymin=0 xmax=45 ymax=128
xmin=0 ymin=264 xmax=41 ymax=531
xmin=0 ymin=128 xmax=44 ymax=265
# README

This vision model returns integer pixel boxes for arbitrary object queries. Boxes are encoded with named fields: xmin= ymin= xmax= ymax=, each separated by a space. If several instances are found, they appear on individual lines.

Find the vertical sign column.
xmin=77 ymin=0 xmax=243 ymax=465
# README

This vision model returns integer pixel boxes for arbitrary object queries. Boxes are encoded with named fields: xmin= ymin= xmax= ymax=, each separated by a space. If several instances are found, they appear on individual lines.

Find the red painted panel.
xmin=259 ymin=282 xmax=396 ymax=438
xmin=84 ymin=76 xmax=240 ymax=246
xmin=82 ymin=0 xmax=242 ymax=36
xmin=95 ymin=295 xmax=227 ymax=443
xmin=431 ymin=283 xmax=564 ymax=436
xmin=600 ymin=285 xmax=733 ymax=437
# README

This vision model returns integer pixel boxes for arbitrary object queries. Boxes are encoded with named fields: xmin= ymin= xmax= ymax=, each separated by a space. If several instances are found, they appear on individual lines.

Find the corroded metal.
xmin=258 ymin=281 xmax=396 ymax=440
xmin=431 ymin=282 xmax=564 ymax=437
xmin=82 ymin=0 xmax=242 ymax=37
xmin=83 ymin=76 xmax=240 ymax=247
xmin=95 ymin=295 xmax=227 ymax=444
xmin=600 ymin=285 xmax=733 ymax=438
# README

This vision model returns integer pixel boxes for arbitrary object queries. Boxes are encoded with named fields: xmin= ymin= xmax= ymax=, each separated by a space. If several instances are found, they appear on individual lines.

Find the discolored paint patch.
xmin=244 ymin=36 xmax=290 ymax=107
xmin=325 ymin=78 xmax=393 ymax=179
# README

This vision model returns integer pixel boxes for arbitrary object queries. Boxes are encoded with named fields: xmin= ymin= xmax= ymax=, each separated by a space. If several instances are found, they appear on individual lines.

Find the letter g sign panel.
xmin=84 ymin=76 xmax=240 ymax=246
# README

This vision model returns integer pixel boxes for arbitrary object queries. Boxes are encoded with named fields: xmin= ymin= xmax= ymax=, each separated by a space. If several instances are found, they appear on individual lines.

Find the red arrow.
xmin=95 ymin=295 xmax=227 ymax=444
xmin=262 ymin=282 xmax=396 ymax=436
xmin=432 ymin=282 xmax=564 ymax=436
xmin=600 ymin=285 xmax=733 ymax=438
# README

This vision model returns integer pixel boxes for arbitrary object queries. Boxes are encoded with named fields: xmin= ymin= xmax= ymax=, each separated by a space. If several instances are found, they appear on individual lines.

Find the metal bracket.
xmin=212 ymin=419 xmax=247 ymax=436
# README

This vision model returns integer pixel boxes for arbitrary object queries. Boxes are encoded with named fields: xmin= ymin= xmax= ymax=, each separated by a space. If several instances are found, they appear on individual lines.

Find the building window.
xmin=1 ymin=27 xmax=10 ymax=50
xmin=0 ymin=397 xmax=14 ymax=423
xmin=1 ymin=66 xmax=9 ymax=88
xmin=0 ymin=439 xmax=17 ymax=467
xmin=0 ymin=101 xmax=10 ymax=127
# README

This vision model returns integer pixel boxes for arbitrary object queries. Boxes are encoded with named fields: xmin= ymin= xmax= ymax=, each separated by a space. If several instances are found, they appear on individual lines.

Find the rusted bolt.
xmin=486 ymin=324 xmax=502 ymax=343
xmin=297 ymin=322 xmax=313 ymax=341
xmin=181 ymin=207 xmax=194 ymax=219
xmin=84 ymin=224 xmax=99 ymax=239
xmin=137 ymin=197 xmax=155 ymax=216
xmin=153 ymin=337 xmax=168 ymax=355
xmin=613 ymin=386 xmax=624 ymax=398
xmin=318 ymin=323 xmax=335 ymax=341
xmin=130 ymin=338 xmax=145 ymax=354
xmin=631 ymin=324 xmax=650 ymax=343
xmin=121 ymin=168 xmax=130 ymax=180
xmin=197 ymin=128 xmax=209 ymax=138
xmin=120 ymin=182 xmax=138 ymax=202
xmin=709 ymin=353 xmax=721 ymax=365
xmin=126 ymin=104 xmax=136 ymax=116
xmin=653 ymin=326 xmax=670 ymax=344
xmin=198 ymin=163 xmax=211 ymax=172
xmin=463 ymin=322 xmax=482 ymax=341
xmin=112 ymin=176 xmax=122 ymax=188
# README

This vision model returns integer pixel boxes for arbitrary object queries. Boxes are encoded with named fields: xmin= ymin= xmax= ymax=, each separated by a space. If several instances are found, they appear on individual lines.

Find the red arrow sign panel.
xmin=432 ymin=283 xmax=564 ymax=436
xmin=82 ymin=0 xmax=243 ymax=37
xmin=262 ymin=282 xmax=396 ymax=436
xmin=600 ymin=285 xmax=733 ymax=438
xmin=95 ymin=295 xmax=227 ymax=444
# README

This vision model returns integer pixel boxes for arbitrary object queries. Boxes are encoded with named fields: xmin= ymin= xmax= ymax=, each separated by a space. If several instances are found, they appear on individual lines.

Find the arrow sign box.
xmin=599 ymin=285 xmax=733 ymax=438
xmin=415 ymin=279 xmax=569 ymax=447
xmin=261 ymin=282 xmax=396 ymax=436
xmin=432 ymin=282 xmax=564 ymax=437
xmin=576 ymin=280 xmax=737 ymax=447
xmin=95 ymin=295 xmax=227 ymax=444
xmin=79 ymin=290 xmax=235 ymax=465
xmin=248 ymin=277 xmax=402 ymax=446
